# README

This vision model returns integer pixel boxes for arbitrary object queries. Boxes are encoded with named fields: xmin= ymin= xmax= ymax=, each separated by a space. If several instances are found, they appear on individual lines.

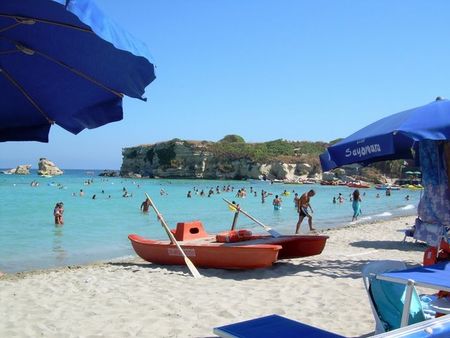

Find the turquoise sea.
xmin=0 ymin=170 xmax=421 ymax=273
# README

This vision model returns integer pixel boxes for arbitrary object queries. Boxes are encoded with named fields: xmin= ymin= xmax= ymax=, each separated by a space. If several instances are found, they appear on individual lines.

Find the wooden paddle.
xmin=145 ymin=193 xmax=202 ymax=279
xmin=222 ymin=198 xmax=282 ymax=237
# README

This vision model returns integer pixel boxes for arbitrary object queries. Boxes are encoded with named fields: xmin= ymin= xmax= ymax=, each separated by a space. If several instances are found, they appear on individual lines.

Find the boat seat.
xmin=172 ymin=221 xmax=209 ymax=241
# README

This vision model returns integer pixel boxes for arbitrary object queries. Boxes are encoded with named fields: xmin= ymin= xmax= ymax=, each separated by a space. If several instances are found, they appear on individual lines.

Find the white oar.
xmin=222 ymin=198 xmax=282 ymax=237
xmin=145 ymin=193 xmax=202 ymax=278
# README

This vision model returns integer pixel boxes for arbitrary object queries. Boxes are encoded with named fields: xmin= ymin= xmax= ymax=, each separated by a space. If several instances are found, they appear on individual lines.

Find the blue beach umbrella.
xmin=320 ymin=98 xmax=450 ymax=171
xmin=0 ymin=0 xmax=156 ymax=142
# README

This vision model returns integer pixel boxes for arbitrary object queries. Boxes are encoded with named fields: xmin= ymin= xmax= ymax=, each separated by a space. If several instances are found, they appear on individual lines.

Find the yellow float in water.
xmin=228 ymin=204 xmax=238 ymax=212
xmin=403 ymin=184 xmax=424 ymax=190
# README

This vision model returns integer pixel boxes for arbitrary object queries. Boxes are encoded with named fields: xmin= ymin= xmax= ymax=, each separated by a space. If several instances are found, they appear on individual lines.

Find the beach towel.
xmin=418 ymin=141 xmax=450 ymax=227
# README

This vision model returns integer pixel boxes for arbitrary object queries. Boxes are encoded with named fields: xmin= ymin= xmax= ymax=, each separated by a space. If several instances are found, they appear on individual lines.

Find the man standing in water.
xmin=296 ymin=190 xmax=316 ymax=233
xmin=140 ymin=198 xmax=151 ymax=213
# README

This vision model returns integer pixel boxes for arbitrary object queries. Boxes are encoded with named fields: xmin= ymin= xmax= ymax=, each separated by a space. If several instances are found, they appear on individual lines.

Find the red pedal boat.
xmin=241 ymin=234 xmax=329 ymax=259
xmin=129 ymin=221 xmax=328 ymax=269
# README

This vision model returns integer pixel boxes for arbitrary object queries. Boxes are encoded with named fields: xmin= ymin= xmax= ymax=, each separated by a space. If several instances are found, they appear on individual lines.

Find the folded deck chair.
xmin=402 ymin=227 xmax=416 ymax=243
xmin=213 ymin=314 xmax=345 ymax=338
xmin=362 ymin=261 xmax=427 ymax=334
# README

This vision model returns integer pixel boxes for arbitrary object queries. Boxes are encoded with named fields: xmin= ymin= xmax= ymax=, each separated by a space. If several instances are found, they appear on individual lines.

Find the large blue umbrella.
xmin=0 ymin=0 xmax=156 ymax=142
xmin=320 ymin=98 xmax=450 ymax=171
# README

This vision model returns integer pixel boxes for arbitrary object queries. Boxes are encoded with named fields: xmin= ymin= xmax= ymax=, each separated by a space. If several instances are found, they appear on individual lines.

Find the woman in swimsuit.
xmin=352 ymin=190 xmax=362 ymax=221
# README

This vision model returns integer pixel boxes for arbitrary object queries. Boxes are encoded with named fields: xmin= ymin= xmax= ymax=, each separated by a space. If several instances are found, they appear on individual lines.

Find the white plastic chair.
xmin=362 ymin=260 xmax=407 ymax=334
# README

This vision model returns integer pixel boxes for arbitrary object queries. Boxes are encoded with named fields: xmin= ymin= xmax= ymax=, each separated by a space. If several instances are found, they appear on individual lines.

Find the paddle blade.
xmin=184 ymin=257 xmax=202 ymax=278
xmin=268 ymin=229 xmax=282 ymax=238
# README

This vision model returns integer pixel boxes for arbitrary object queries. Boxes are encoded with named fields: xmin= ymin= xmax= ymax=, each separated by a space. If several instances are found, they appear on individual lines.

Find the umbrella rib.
xmin=0 ymin=22 xmax=21 ymax=33
xmin=35 ymin=50 xmax=124 ymax=98
xmin=0 ymin=50 xmax=17 ymax=55
xmin=1 ymin=35 xmax=124 ymax=99
xmin=0 ymin=14 xmax=93 ymax=34
xmin=0 ymin=67 xmax=54 ymax=125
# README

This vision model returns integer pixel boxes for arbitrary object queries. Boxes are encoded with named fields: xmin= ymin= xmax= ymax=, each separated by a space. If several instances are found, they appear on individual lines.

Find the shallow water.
xmin=0 ymin=170 xmax=421 ymax=273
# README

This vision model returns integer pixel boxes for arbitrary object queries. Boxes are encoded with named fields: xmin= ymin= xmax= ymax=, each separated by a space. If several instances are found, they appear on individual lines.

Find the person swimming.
xmin=140 ymin=198 xmax=151 ymax=212
xmin=272 ymin=195 xmax=282 ymax=210
xmin=53 ymin=202 xmax=64 ymax=225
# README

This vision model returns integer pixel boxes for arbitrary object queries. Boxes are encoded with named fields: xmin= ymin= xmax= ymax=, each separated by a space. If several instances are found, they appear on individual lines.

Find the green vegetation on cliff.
xmin=211 ymin=135 xmax=328 ymax=163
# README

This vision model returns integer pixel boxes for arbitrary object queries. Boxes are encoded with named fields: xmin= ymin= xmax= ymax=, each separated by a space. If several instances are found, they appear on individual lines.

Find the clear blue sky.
xmin=2 ymin=0 xmax=450 ymax=169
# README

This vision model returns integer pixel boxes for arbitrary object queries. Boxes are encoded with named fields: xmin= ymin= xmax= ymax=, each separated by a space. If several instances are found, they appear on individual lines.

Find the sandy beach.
xmin=0 ymin=216 xmax=427 ymax=338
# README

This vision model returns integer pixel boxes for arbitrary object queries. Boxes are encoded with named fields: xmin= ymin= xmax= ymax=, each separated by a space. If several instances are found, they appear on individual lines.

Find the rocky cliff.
xmin=120 ymin=139 xmax=322 ymax=181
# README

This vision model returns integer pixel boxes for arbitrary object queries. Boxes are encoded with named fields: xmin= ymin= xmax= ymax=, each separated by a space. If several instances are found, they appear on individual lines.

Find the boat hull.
xmin=375 ymin=184 xmax=401 ymax=190
xmin=245 ymin=235 xmax=329 ymax=259
xmin=128 ymin=234 xmax=281 ymax=270
xmin=347 ymin=183 xmax=371 ymax=188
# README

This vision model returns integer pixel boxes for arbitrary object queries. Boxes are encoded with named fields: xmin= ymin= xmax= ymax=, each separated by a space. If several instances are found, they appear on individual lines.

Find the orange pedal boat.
xmin=129 ymin=221 xmax=282 ymax=269
xmin=129 ymin=221 xmax=328 ymax=269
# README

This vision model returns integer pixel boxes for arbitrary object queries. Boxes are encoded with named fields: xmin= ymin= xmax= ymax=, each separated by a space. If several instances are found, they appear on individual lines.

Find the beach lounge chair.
xmin=213 ymin=314 xmax=345 ymax=338
xmin=371 ymin=312 xmax=450 ymax=337
xmin=362 ymin=261 xmax=428 ymax=334
xmin=412 ymin=219 xmax=444 ymax=246
xmin=402 ymin=227 xmax=416 ymax=243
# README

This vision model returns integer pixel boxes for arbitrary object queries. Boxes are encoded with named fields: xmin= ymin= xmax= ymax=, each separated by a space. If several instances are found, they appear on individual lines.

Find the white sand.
xmin=0 ymin=216 xmax=425 ymax=338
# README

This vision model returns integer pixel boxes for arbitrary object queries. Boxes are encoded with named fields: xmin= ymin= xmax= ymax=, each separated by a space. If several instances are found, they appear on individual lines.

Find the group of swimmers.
xmin=330 ymin=190 xmax=363 ymax=221
xmin=186 ymin=185 xmax=259 ymax=198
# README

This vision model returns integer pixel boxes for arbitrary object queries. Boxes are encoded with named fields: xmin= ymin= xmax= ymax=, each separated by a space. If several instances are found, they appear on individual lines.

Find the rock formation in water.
xmin=4 ymin=164 xmax=32 ymax=175
xmin=98 ymin=170 xmax=120 ymax=177
xmin=37 ymin=158 xmax=63 ymax=176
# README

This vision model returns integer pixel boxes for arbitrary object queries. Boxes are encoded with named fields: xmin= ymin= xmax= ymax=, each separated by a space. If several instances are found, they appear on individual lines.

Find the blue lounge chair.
xmin=362 ymin=261 xmax=430 ymax=334
xmin=213 ymin=314 xmax=345 ymax=338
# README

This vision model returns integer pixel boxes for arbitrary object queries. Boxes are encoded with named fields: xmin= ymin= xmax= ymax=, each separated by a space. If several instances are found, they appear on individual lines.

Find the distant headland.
xmin=120 ymin=135 xmax=405 ymax=183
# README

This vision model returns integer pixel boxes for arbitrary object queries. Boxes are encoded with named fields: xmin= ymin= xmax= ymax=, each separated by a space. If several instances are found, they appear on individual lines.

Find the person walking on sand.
xmin=140 ymin=198 xmax=151 ymax=213
xmin=296 ymin=189 xmax=316 ymax=233
xmin=352 ymin=189 xmax=362 ymax=221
